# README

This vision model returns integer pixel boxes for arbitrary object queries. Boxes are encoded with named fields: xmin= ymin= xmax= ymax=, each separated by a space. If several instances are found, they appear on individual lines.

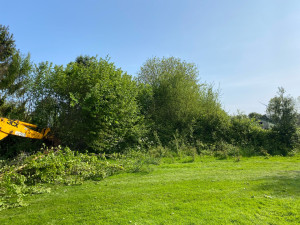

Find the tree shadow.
xmin=253 ymin=171 xmax=300 ymax=197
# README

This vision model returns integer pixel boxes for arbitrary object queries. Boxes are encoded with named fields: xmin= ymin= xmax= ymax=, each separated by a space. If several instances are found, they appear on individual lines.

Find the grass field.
xmin=0 ymin=155 xmax=299 ymax=224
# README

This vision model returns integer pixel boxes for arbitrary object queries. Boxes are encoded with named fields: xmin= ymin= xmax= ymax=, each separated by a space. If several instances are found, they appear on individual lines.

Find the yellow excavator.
xmin=0 ymin=117 xmax=50 ymax=141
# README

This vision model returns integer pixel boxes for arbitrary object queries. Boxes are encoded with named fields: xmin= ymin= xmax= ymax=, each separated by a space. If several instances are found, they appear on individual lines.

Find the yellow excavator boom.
xmin=0 ymin=118 xmax=50 ymax=141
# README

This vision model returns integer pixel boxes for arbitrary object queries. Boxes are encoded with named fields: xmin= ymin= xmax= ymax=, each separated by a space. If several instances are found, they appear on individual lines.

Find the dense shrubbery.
xmin=29 ymin=57 xmax=145 ymax=153
xmin=1 ymin=23 xmax=300 ymax=213
xmin=1 ymin=26 xmax=299 ymax=159
xmin=137 ymin=57 xmax=230 ymax=148
xmin=228 ymin=114 xmax=269 ymax=155
xmin=137 ymin=57 xmax=202 ymax=144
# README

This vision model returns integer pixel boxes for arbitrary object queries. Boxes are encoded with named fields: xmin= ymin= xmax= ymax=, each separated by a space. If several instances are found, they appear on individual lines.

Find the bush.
xmin=228 ymin=114 xmax=270 ymax=154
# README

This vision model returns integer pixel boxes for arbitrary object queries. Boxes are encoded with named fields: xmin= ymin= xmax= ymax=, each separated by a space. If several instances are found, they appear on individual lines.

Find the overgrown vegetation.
xmin=1 ymin=155 xmax=299 ymax=224
xmin=1 ymin=24 xmax=300 ymax=211
xmin=0 ymin=145 xmax=159 ymax=210
xmin=1 ymin=25 xmax=299 ymax=158
xmin=29 ymin=57 xmax=145 ymax=153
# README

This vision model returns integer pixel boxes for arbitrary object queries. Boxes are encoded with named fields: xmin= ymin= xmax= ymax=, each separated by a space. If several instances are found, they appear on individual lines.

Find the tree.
xmin=137 ymin=57 xmax=202 ymax=143
xmin=193 ymin=87 xmax=230 ymax=144
xmin=296 ymin=96 xmax=300 ymax=126
xmin=267 ymin=87 xmax=298 ymax=154
xmin=30 ymin=56 xmax=144 ymax=153
xmin=0 ymin=24 xmax=31 ymax=117
xmin=0 ymin=25 xmax=33 ymax=156
xmin=248 ymin=112 xmax=263 ymax=120
xmin=0 ymin=25 xmax=15 ymax=68
xmin=137 ymin=56 xmax=228 ymax=145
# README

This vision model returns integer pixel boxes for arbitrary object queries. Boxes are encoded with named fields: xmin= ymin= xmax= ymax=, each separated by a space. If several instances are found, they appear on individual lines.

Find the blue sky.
xmin=1 ymin=0 xmax=299 ymax=114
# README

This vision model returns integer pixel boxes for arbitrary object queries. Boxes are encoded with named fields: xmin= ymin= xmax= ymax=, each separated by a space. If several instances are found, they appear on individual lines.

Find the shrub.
xmin=228 ymin=114 xmax=270 ymax=153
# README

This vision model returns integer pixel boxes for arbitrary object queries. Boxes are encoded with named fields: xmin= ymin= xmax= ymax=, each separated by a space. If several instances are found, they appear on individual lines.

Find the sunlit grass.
xmin=1 ymin=155 xmax=299 ymax=224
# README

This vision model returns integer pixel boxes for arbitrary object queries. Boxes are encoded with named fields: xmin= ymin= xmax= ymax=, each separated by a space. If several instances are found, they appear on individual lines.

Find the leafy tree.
xmin=30 ymin=56 xmax=144 ymax=153
xmin=248 ymin=112 xmax=263 ymax=120
xmin=295 ymin=96 xmax=300 ymax=126
xmin=266 ymin=87 xmax=298 ymax=154
xmin=0 ymin=25 xmax=31 ymax=118
xmin=0 ymin=25 xmax=15 ymax=68
xmin=248 ymin=112 xmax=271 ymax=123
xmin=0 ymin=25 xmax=34 ymax=156
xmin=75 ymin=55 xmax=93 ymax=66
xmin=137 ymin=57 xmax=202 ymax=143
xmin=192 ymin=86 xmax=230 ymax=144
xmin=137 ymin=57 xmax=228 ymax=145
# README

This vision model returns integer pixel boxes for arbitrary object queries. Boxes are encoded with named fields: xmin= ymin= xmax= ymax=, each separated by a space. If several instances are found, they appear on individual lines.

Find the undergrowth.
xmin=1 ymin=143 xmax=299 ymax=211
xmin=0 ymin=146 xmax=126 ymax=210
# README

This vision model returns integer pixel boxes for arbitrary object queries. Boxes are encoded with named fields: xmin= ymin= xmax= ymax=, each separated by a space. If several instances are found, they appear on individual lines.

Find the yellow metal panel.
xmin=0 ymin=118 xmax=48 ymax=140
xmin=0 ymin=131 xmax=8 ymax=140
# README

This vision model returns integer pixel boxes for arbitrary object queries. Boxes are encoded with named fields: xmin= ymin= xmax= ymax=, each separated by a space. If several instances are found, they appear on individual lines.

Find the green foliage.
xmin=0 ymin=25 xmax=33 ymax=156
xmin=230 ymin=114 xmax=264 ymax=146
xmin=30 ymin=57 xmax=145 ymax=153
xmin=0 ymin=24 xmax=31 ymax=101
xmin=248 ymin=112 xmax=263 ymax=120
xmin=137 ymin=57 xmax=201 ymax=144
xmin=136 ymin=82 xmax=153 ymax=120
xmin=228 ymin=114 xmax=270 ymax=155
xmin=0 ymin=26 xmax=297 ymax=161
xmin=137 ymin=57 xmax=228 ymax=147
xmin=248 ymin=112 xmax=271 ymax=123
xmin=1 ymin=155 xmax=300 ymax=224
xmin=0 ymin=52 xmax=31 ymax=99
xmin=0 ymin=25 xmax=15 ymax=71
xmin=193 ymin=87 xmax=230 ymax=144
xmin=0 ymin=146 xmax=124 ymax=210
xmin=0 ymin=146 xmax=166 ymax=210
xmin=267 ymin=87 xmax=298 ymax=155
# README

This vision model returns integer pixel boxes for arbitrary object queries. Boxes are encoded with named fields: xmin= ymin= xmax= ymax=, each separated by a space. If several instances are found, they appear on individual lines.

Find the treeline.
xmin=0 ymin=25 xmax=299 ymax=157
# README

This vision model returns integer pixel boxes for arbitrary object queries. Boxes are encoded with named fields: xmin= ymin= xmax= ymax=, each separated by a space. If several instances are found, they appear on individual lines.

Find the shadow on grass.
xmin=253 ymin=171 xmax=300 ymax=196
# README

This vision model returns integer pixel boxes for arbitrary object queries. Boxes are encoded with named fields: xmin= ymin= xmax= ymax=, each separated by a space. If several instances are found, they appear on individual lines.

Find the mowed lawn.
xmin=1 ymin=156 xmax=299 ymax=224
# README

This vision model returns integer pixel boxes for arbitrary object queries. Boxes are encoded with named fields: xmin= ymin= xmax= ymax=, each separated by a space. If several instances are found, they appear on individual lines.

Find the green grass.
xmin=0 ymin=155 xmax=299 ymax=224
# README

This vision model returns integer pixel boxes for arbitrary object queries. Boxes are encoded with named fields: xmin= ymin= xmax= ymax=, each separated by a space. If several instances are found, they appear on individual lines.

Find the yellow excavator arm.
xmin=0 ymin=118 xmax=50 ymax=141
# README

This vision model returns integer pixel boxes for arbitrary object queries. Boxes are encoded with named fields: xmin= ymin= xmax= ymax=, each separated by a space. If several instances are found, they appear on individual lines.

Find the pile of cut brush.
xmin=0 ymin=146 xmax=125 ymax=210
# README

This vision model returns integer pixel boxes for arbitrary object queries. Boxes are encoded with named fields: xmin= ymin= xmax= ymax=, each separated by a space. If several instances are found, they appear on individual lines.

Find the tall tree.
xmin=296 ymin=96 xmax=300 ymax=126
xmin=137 ymin=56 xmax=228 ymax=145
xmin=0 ymin=25 xmax=31 ymax=118
xmin=267 ymin=87 xmax=298 ymax=154
xmin=30 ymin=56 xmax=144 ymax=153
xmin=0 ymin=25 xmax=15 ymax=68
xmin=0 ymin=25 xmax=34 ymax=156
xmin=137 ymin=57 xmax=201 ymax=143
